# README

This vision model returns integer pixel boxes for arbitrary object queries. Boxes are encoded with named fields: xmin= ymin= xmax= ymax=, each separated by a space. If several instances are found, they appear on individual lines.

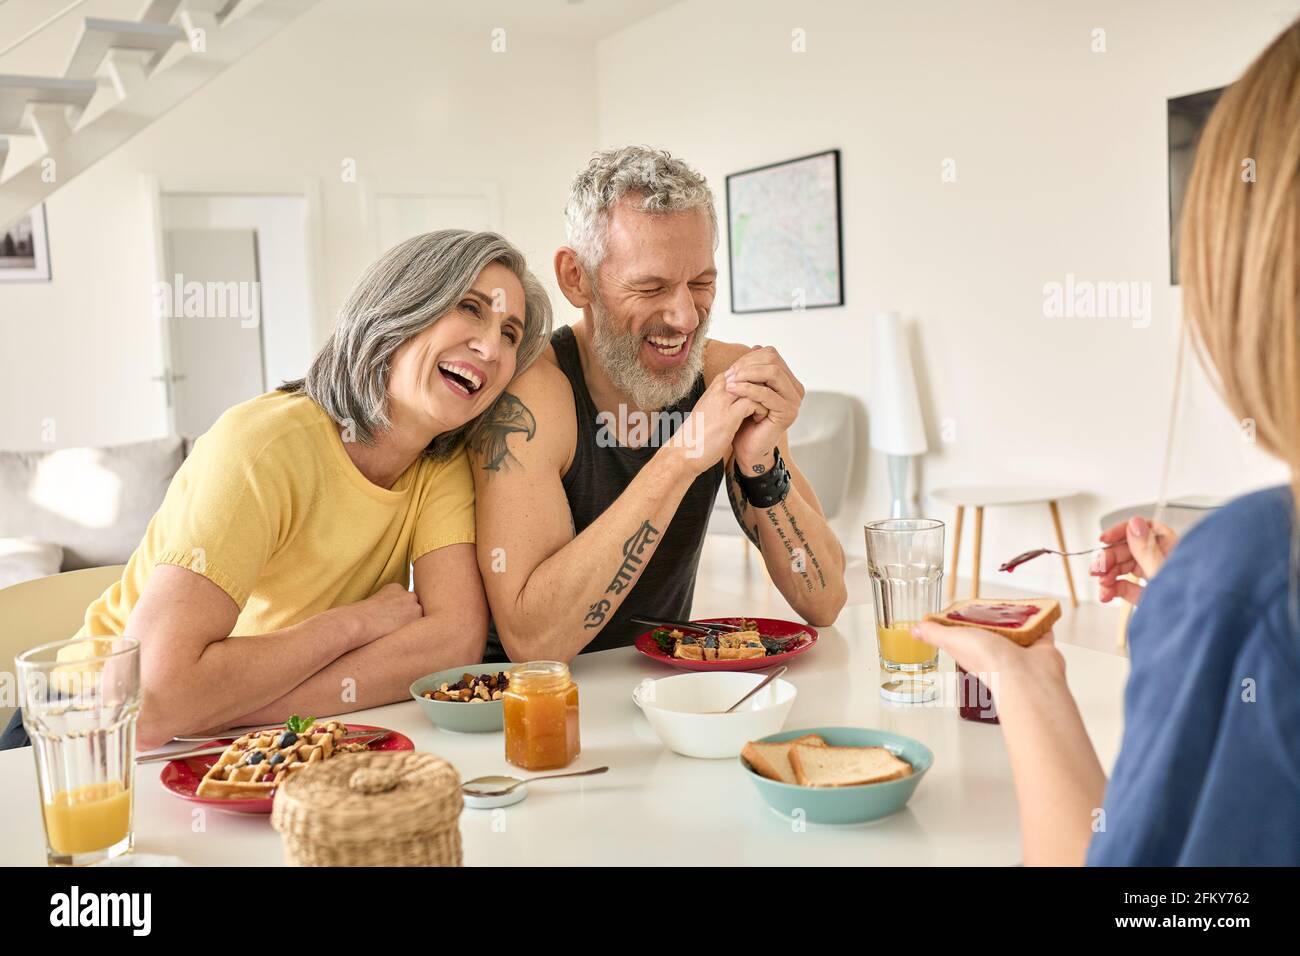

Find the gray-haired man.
xmin=470 ymin=146 xmax=846 ymax=662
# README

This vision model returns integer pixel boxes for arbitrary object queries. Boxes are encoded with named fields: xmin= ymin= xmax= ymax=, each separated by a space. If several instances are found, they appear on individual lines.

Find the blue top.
xmin=1087 ymin=486 xmax=1300 ymax=866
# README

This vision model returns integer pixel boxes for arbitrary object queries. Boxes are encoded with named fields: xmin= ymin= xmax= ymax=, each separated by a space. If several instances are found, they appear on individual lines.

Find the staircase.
xmin=0 ymin=0 xmax=320 ymax=226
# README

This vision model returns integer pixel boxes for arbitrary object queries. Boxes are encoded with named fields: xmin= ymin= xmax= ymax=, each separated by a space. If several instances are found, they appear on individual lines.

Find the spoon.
xmin=461 ymin=765 xmax=609 ymax=797
xmin=716 ymin=665 xmax=788 ymax=714
xmin=998 ymin=546 xmax=1112 ymax=573
xmin=999 ymin=529 xmax=1171 ymax=574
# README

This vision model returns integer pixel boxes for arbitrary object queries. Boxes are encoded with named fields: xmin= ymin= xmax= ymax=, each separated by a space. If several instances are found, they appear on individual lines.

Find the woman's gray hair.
xmin=564 ymin=145 xmax=717 ymax=272
xmin=281 ymin=229 xmax=552 ymax=460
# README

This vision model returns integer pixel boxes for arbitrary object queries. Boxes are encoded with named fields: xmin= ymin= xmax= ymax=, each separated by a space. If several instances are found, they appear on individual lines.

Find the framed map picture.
xmin=726 ymin=149 xmax=843 ymax=313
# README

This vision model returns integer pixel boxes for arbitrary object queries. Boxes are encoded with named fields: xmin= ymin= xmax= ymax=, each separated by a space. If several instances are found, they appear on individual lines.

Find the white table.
xmin=0 ymin=602 xmax=1128 ymax=866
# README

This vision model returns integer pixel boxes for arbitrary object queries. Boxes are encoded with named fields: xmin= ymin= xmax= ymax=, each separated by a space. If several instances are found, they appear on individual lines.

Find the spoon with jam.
xmin=999 ymin=545 xmax=1112 ymax=573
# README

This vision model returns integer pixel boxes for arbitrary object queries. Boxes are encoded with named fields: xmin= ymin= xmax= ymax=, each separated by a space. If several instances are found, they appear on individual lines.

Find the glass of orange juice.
xmin=16 ymin=636 xmax=140 ymax=866
xmin=865 ymin=519 xmax=944 ymax=703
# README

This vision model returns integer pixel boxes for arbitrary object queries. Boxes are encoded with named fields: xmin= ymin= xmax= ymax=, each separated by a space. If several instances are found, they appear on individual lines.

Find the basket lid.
xmin=271 ymin=751 xmax=462 ymax=844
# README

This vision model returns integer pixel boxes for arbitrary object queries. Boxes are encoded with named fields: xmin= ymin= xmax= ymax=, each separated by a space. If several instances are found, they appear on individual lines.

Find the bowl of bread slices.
xmin=741 ymin=727 xmax=932 ymax=824
xmin=633 ymin=671 xmax=797 ymax=758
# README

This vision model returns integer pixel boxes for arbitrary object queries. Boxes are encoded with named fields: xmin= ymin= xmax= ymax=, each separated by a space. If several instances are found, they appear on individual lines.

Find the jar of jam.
xmin=957 ymin=665 xmax=999 ymax=723
xmin=503 ymin=661 xmax=580 ymax=771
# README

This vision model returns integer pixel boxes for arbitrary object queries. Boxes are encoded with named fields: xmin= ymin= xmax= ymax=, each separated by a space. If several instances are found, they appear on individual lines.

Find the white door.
xmin=162 ymin=228 xmax=266 ymax=438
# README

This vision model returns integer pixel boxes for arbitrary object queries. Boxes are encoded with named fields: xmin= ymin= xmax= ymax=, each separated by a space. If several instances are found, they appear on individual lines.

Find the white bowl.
xmin=632 ymin=671 xmax=797 ymax=759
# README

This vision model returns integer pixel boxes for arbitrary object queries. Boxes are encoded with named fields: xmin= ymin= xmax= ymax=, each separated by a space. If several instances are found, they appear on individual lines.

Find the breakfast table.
xmin=0 ymin=600 xmax=1129 ymax=867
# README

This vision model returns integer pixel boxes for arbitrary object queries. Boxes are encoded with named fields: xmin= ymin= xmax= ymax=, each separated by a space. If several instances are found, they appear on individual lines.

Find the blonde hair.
xmin=1179 ymin=18 xmax=1300 ymax=512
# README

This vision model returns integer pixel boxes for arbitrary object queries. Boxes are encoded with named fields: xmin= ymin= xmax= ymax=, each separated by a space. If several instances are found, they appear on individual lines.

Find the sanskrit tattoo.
xmin=725 ymin=468 xmax=761 ymax=547
xmin=468 ymin=391 xmax=535 ymax=478
xmin=584 ymin=520 xmax=661 ymax=629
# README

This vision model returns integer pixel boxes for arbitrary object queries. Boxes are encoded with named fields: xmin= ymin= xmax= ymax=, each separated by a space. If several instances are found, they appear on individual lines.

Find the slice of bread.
xmin=924 ymin=597 xmax=1060 ymax=647
xmin=742 ymin=734 xmax=827 ymax=784
xmin=788 ymin=744 xmax=913 ymax=787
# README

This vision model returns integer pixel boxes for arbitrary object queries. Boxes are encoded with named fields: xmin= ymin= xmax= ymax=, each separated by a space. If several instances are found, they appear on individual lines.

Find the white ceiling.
xmin=0 ymin=0 xmax=684 ymax=74
xmin=392 ymin=0 xmax=684 ymax=41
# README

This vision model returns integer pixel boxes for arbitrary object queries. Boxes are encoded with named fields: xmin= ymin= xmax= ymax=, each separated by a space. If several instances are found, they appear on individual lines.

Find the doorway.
xmin=153 ymin=189 xmax=318 ymax=439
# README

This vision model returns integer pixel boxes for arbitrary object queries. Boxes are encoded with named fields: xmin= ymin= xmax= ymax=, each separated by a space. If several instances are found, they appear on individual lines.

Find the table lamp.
xmin=869 ymin=311 xmax=929 ymax=518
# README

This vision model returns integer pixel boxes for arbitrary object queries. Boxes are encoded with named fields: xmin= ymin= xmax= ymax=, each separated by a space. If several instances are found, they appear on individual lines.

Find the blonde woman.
xmin=5 ymin=231 xmax=551 ymax=751
xmin=917 ymin=20 xmax=1300 ymax=865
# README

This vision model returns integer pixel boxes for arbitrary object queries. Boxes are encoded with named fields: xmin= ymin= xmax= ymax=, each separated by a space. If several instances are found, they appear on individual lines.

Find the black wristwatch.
xmin=734 ymin=447 xmax=791 ymax=509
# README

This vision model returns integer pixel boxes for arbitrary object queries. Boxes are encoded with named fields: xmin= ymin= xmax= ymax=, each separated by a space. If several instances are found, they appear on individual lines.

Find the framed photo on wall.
xmin=1167 ymin=87 xmax=1224 ymax=285
xmin=0 ymin=203 xmax=52 ymax=282
xmin=726 ymin=149 xmax=843 ymax=313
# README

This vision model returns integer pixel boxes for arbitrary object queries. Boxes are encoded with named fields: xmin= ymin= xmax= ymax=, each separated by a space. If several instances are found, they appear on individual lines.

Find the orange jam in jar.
xmin=503 ymin=661 xmax=580 ymax=771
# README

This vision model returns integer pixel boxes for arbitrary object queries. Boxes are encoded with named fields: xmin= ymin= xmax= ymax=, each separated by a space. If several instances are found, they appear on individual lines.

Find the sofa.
xmin=0 ymin=437 xmax=185 ymax=588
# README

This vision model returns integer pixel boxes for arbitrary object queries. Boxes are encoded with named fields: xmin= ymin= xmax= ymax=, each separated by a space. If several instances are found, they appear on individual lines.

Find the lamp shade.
xmin=869 ymin=311 xmax=929 ymax=456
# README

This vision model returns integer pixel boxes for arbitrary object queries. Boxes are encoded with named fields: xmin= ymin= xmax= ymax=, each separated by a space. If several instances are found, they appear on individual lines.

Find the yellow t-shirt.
xmin=79 ymin=391 xmax=476 ymax=637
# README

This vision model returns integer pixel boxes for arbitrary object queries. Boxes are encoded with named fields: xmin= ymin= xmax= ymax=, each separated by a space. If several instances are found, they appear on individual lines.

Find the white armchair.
xmin=709 ymin=390 xmax=857 ymax=538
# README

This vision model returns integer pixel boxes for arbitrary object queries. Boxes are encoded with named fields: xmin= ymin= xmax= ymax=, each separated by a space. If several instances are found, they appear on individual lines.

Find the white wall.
xmin=0 ymin=0 xmax=596 ymax=448
xmin=596 ymin=0 xmax=1297 ymax=596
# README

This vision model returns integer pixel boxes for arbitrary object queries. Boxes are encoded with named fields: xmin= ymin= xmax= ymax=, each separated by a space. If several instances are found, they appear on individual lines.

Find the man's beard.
xmin=589 ymin=293 xmax=710 ymax=411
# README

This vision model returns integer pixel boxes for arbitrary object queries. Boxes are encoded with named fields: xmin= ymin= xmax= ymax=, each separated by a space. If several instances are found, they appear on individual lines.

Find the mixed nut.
xmin=423 ymin=671 xmax=509 ymax=704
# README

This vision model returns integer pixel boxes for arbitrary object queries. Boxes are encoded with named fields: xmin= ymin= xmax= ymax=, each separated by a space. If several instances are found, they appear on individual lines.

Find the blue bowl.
xmin=409 ymin=665 xmax=509 ymax=733
xmin=739 ymin=726 xmax=933 ymax=825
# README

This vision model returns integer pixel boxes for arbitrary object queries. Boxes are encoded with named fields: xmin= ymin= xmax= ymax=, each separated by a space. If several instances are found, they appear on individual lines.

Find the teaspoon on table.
xmin=462 ymin=765 xmax=609 ymax=797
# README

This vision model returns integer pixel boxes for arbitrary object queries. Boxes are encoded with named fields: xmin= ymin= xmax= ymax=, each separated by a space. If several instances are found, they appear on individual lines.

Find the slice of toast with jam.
xmin=924 ymin=598 xmax=1061 ymax=646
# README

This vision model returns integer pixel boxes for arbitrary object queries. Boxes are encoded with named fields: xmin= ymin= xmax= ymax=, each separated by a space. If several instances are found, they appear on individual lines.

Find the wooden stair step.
xmin=64 ymin=18 xmax=189 ymax=79
xmin=0 ymin=75 xmax=97 ymax=135
xmin=138 ymin=0 xmax=240 ymax=24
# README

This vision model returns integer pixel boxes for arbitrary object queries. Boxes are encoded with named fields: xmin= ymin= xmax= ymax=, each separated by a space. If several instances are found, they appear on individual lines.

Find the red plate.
xmin=634 ymin=617 xmax=818 ymax=671
xmin=158 ymin=724 xmax=414 ymax=814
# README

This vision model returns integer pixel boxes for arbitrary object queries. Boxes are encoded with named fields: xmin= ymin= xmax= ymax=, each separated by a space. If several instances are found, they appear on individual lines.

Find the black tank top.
xmin=484 ymin=325 xmax=725 ymax=660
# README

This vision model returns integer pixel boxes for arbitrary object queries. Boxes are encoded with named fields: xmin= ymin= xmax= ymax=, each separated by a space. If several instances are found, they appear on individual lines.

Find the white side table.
xmin=931 ymin=486 xmax=1080 ymax=608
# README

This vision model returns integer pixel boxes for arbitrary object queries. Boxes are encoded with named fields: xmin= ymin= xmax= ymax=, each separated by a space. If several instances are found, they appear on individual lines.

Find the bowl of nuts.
xmin=409 ymin=666 xmax=510 ymax=733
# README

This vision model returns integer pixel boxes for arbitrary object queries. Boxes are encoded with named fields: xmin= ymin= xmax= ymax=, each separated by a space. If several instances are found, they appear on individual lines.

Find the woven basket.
xmin=271 ymin=751 xmax=463 ymax=867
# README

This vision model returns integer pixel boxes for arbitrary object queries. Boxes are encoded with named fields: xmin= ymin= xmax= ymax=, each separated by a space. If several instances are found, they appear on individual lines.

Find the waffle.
xmin=668 ymin=629 xmax=766 ymax=661
xmin=196 ymin=720 xmax=361 ymax=799
xmin=716 ymin=630 xmax=766 ymax=661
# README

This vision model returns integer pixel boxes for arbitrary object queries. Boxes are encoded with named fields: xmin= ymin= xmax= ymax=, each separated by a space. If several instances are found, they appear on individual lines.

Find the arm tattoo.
xmin=762 ymin=501 xmax=827 ymax=593
xmin=783 ymin=502 xmax=827 ymax=589
xmin=468 ymin=391 xmax=535 ymax=478
xmin=583 ymin=520 xmax=660 ymax=629
xmin=725 ymin=468 xmax=761 ymax=547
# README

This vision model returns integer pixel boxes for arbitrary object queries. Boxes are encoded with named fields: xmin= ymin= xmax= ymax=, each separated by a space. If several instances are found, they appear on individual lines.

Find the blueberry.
xmin=245 ymin=751 xmax=265 ymax=765
xmin=268 ymin=753 xmax=285 ymax=766
xmin=704 ymin=636 xmax=719 ymax=649
xmin=277 ymin=731 xmax=297 ymax=748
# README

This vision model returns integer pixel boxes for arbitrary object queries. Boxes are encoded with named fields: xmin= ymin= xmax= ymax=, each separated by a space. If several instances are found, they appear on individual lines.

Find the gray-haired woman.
xmin=67 ymin=230 xmax=551 ymax=749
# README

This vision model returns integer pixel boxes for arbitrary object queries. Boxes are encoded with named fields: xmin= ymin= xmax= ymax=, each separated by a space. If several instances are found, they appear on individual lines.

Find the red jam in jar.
xmin=957 ymin=665 xmax=999 ymax=723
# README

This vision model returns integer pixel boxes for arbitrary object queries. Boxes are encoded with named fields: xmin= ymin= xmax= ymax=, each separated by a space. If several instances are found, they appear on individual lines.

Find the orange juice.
xmin=876 ymin=622 xmax=938 ymax=666
xmin=43 ymin=781 xmax=131 ymax=855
